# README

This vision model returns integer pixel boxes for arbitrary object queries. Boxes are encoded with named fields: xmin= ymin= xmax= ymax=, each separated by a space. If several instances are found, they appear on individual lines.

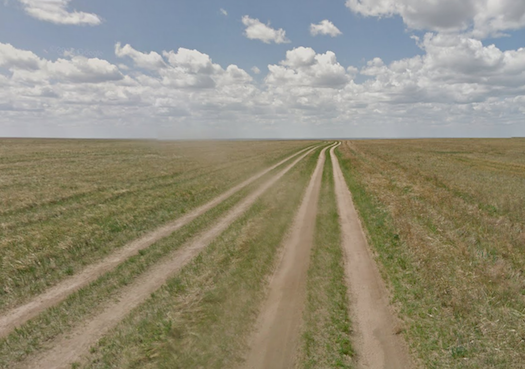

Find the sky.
xmin=0 ymin=0 xmax=525 ymax=139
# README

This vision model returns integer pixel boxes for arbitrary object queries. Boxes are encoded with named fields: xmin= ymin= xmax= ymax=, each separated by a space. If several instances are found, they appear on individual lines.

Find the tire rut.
xmin=242 ymin=143 xmax=335 ymax=369
xmin=330 ymin=144 xmax=414 ymax=369
xmin=14 ymin=145 xmax=322 ymax=369
xmin=0 ymin=145 xmax=314 ymax=339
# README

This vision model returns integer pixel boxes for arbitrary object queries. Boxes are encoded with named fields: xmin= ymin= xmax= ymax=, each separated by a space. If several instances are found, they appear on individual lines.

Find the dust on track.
xmin=15 ymin=146 xmax=320 ymax=369
xmin=0 ymin=145 xmax=314 ymax=340
xmin=242 ymin=143 xmax=334 ymax=369
xmin=330 ymin=144 xmax=414 ymax=369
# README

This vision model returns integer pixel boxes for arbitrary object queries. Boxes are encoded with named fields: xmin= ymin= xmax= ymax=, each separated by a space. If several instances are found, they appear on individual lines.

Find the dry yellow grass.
xmin=337 ymin=138 xmax=525 ymax=368
xmin=0 ymin=139 xmax=311 ymax=311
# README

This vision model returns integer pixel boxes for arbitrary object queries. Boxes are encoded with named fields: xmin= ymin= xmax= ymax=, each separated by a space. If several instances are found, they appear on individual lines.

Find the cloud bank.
xmin=1 ymin=33 xmax=524 ymax=138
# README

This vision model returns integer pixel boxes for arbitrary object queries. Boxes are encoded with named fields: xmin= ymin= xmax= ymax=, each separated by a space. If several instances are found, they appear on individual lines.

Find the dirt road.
xmin=0 ymin=145 xmax=314 ymax=339
xmin=242 ymin=143 xmax=334 ymax=369
xmin=330 ymin=144 xmax=413 ymax=369
xmin=16 ymin=145 xmax=321 ymax=369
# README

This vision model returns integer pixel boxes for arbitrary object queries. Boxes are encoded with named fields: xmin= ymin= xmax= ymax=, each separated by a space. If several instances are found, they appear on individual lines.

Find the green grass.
xmin=296 ymin=152 xmax=354 ymax=369
xmin=74 ymin=146 xmax=322 ymax=368
xmin=0 ymin=139 xmax=313 ymax=311
xmin=336 ymin=139 xmax=525 ymax=368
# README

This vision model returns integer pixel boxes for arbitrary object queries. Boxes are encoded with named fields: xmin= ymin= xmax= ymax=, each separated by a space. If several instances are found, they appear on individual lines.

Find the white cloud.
xmin=310 ymin=20 xmax=342 ymax=37
xmin=0 ymin=42 xmax=42 ymax=70
xmin=17 ymin=0 xmax=101 ymax=25
xmin=0 ymin=42 xmax=122 ymax=83
xmin=115 ymin=43 xmax=166 ymax=70
xmin=114 ymin=44 xmax=252 ymax=89
xmin=345 ymin=0 xmax=525 ymax=38
xmin=45 ymin=56 xmax=124 ymax=83
xmin=251 ymin=66 xmax=261 ymax=74
xmin=359 ymin=33 xmax=525 ymax=104
xmin=267 ymin=47 xmax=350 ymax=88
xmin=241 ymin=15 xmax=290 ymax=44
xmin=1 ymin=40 xmax=525 ymax=139
xmin=220 ymin=8 xmax=227 ymax=16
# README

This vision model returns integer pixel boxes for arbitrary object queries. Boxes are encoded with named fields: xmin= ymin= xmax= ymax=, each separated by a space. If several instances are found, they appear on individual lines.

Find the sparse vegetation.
xmin=75 ymin=146 xmax=321 ymax=368
xmin=337 ymin=139 xmax=525 ymax=368
xmin=296 ymin=152 xmax=354 ymax=369
xmin=0 ymin=139 xmax=311 ymax=311
xmin=3 ymin=137 xmax=523 ymax=369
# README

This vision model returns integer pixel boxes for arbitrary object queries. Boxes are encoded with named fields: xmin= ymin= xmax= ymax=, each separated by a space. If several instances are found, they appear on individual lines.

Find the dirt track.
xmin=330 ymin=144 xmax=413 ymax=369
xmin=15 ymin=146 xmax=319 ymax=369
xmin=243 ymin=143 xmax=333 ymax=369
xmin=5 ymin=142 xmax=417 ymax=369
xmin=0 ymin=145 xmax=313 ymax=339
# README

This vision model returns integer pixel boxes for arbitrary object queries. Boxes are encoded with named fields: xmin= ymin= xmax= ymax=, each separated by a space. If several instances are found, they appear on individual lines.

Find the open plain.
xmin=1 ymin=138 xmax=523 ymax=368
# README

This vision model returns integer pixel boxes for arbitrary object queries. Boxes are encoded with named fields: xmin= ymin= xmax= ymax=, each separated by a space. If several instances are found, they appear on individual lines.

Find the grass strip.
xmin=77 ymin=147 xmax=322 ymax=369
xmin=296 ymin=151 xmax=354 ymax=369
xmin=336 ymin=142 xmax=525 ymax=368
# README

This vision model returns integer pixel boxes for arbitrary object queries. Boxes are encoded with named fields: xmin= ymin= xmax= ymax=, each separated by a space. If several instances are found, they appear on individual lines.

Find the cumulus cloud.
xmin=45 ymin=56 xmax=124 ymax=83
xmin=0 ymin=42 xmax=42 ymax=70
xmin=0 ymin=42 xmax=123 ymax=83
xmin=345 ymin=0 xmax=525 ymax=38
xmin=17 ymin=0 xmax=101 ymax=25
xmin=267 ymin=47 xmax=350 ymax=88
xmin=310 ymin=20 xmax=342 ymax=37
xmin=115 ymin=43 xmax=166 ymax=70
xmin=241 ymin=15 xmax=290 ymax=44
xmin=1 ymin=39 xmax=525 ymax=138
xmin=359 ymin=33 xmax=525 ymax=104
xmin=220 ymin=8 xmax=227 ymax=16
xmin=251 ymin=66 xmax=261 ymax=74
xmin=115 ymin=43 xmax=252 ymax=89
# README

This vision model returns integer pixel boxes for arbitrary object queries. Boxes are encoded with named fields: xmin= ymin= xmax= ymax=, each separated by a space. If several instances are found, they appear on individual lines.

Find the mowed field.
xmin=0 ymin=138 xmax=523 ymax=368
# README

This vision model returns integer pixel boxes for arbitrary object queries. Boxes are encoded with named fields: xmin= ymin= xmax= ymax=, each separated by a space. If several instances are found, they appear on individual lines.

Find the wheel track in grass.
xmin=0 ymin=144 xmax=316 ymax=340
xmin=330 ymin=144 xmax=414 ymax=369
xmin=242 ymin=143 xmax=335 ymax=369
xmin=1 ymin=144 xmax=303 ymax=218
xmin=14 ymin=144 xmax=325 ymax=369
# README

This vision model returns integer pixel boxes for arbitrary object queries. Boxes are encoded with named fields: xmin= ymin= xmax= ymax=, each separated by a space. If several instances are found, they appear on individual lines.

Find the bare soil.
xmin=15 ymin=146 xmax=317 ymax=369
xmin=242 ymin=144 xmax=332 ymax=369
xmin=0 ymin=146 xmax=312 ymax=339
xmin=330 ymin=145 xmax=414 ymax=369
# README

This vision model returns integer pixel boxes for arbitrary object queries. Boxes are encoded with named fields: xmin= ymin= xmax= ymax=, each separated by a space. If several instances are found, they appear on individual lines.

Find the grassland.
xmin=0 ymin=139 xmax=325 ymax=368
xmin=0 ymin=139 xmax=311 ymax=311
xmin=4 ymin=136 xmax=523 ymax=369
xmin=337 ymin=138 xmax=525 ymax=368
xmin=73 ymin=146 xmax=322 ymax=368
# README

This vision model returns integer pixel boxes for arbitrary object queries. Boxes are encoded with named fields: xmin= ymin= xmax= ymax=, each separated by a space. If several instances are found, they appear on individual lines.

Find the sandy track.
xmin=330 ymin=144 xmax=414 ymax=369
xmin=242 ymin=143 xmax=334 ymax=369
xmin=15 ymin=145 xmax=322 ymax=369
xmin=0 ymin=145 xmax=314 ymax=340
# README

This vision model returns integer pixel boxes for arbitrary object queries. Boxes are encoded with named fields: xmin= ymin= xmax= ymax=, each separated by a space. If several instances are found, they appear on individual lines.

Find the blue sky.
xmin=1 ymin=0 xmax=525 ymax=138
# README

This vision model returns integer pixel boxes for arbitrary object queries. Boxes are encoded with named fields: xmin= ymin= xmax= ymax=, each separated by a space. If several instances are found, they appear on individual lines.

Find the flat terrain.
xmin=337 ymin=138 xmax=525 ymax=368
xmin=2 ymin=137 xmax=521 ymax=368
xmin=0 ymin=139 xmax=310 ymax=312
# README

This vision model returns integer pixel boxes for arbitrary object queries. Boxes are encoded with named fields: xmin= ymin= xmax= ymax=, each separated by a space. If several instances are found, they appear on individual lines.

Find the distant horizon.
xmin=1 ymin=136 xmax=523 ymax=141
